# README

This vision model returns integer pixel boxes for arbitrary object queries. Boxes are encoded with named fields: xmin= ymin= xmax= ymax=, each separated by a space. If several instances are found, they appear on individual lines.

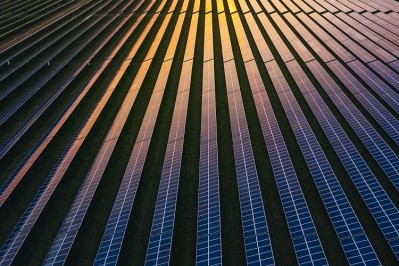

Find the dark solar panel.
xmin=223 ymin=55 xmax=274 ymax=265
xmin=286 ymin=60 xmax=380 ymax=264
xmin=307 ymin=60 xmax=399 ymax=259
xmin=265 ymin=60 xmax=328 ymax=265
xmin=196 ymin=59 xmax=222 ymax=266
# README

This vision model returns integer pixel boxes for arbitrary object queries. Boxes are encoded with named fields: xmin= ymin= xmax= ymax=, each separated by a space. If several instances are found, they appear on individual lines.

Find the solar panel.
xmin=282 ymin=0 xmax=301 ymax=14
xmin=388 ymin=60 xmax=399 ymax=73
xmin=349 ymin=13 xmax=398 ymax=44
xmin=45 ymin=8 xmax=181 ymax=263
xmin=196 ymin=59 xmax=222 ymax=266
xmin=257 ymin=14 xmax=295 ymax=63
xmin=286 ymin=60 xmax=380 ymax=264
xmin=348 ymin=60 xmax=399 ymax=115
xmin=323 ymin=13 xmax=396 ymax=63
xmin=231 ymin=13 xmax=254 ymax=63
xmin=271 ymin=0 xmax=288 ymax=13
xmin=259 ymin=0 xmax=275 ymax=13
xmin=327 ymin=60 xmax=399 ymax=145
xmin=314 ymin=0 xmax=339 ymax=13
xmin=185 ymin=13 xmax=199 ymax=60
xmin=306 ymin=0 xmax=326 ymax=13
xmin=0 ymin=21 xmax=158 ymax=260
xmin=264 ymin=60 xmax=328 ymax=265
xmin=145 ymin=57 xmax=192 ymax=265
xmin=368 ymin=60 xmax=399 ymax=90
xmin=292 ymin=0 xmax=312 ymax=13
xmin=44 ymin=61 xmax=153 ymax=264
xmin=0 ymin=11 xmax=146 ymax=207
xmin=244 ymin=13 xmax=273 ymax=63
xmin=204 ymin=13 xmax=214 ymax=62
xmin=95 ymin=9 xmax=197 ymax=265
xmin=307 ymin=60 xmax=399 ymax=259
xmin=224 ymin=59 xmax=274 ymax=265
xmin=270 ymin=13 xmax=314 ymax=63
xmin=219 ymin=13 xmax=234 ymax=63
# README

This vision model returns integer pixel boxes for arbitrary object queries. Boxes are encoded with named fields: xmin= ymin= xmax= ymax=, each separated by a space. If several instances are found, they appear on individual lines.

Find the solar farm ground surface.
xmin=0 ymin=0 xmax=399 ymax=265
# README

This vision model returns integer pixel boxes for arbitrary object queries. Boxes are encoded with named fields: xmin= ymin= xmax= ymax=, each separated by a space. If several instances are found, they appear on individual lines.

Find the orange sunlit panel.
xmin=227 ymin=0 xmax=237 ymax=13
xmin=204 ymin=13 xmax=214 ymax=61
xmin=184 ymin=12 xmax=199 ymax=61
xmin=164 ymin=14 xmax=186 ymax=61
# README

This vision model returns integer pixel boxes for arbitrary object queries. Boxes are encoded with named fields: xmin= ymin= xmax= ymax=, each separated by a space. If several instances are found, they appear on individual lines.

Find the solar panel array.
xmin=286 ymin=60 xmax=379 ymax=265
xmin=196 ymin=8 xmax=222 ymax=266
xmin=1 ymin=0 xmax=399 ymax=264
xmin=220 ymin=9 xmax=274 ymax=265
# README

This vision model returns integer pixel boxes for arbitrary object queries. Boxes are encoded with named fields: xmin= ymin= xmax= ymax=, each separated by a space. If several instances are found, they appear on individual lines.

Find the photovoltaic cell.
xmin=46 ymin=6 xmax=179 ymax=264
xmin=265 ymin=60 xmax=327 ymax=265
xmin=286 ymin=60 xmax=380 ymax=265
xmin=327 ymin=60 xmax=399 ymax=145
xmin=307 ymin=60 xmax=399 ymax=259
xmin=0 ymin=13 xmax=156 ymax=260
xmin=145 ymin=58 xmax=192 ymax=265
xmin=224 ymin=59 xmax=274 ymax=265
xmin=196 ymin=59 xmax=222 ymax=266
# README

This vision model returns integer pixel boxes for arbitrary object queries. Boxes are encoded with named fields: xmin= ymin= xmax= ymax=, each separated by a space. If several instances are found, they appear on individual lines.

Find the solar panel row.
xmin=145 ymin=13 xmax=194 ymax=265
xmin=0 ymin=12 xmax=146 ymax=207
xmin=265 ymin=60 xmax=327 ymax=265
xmin=0 ymin=6 xmax=156 ymax=264
xmin=0 ymin=0 xmax=135 ymax=125
xmin=225 ymin=59 xmax=275 ymax=266
xmin=269 ymin=12 xmax=399 ymax=195
xmin=196 ymin=59 xmax=222 ymax=266
xmin=327 ymin=60 xmax=399 ymax=145
xmin=232 ymin=6 xmax=328 ymax=265
xmin=44 ymin=8 xmax=175 ymax=262
xmin=96 ymin=5 xmax=199 ymax=266
xmin=286 ymin=60 xmax=380 ymax=265
xmin=1 ymin=0 xmax=399 ymax=264
xmin=307 ymin=60 xmax=399 ymax=259
xmin=196 ymin=7 xmax=222 ymax=265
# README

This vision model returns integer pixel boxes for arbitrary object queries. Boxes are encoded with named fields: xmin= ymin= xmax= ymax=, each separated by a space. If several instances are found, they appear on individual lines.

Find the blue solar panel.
xmin=264 ymin=60 xmax=328 ymax=265
xmin=0 ymin=3 xmax=134 ymax=127
xmin=95 ymin=10 xmax=197 ymax=265
xmin=268 ymin=11 xmax=399 ymax=195
xmin=233 ymin=10 xmax=327 ymax=264
xmin=306 ymin=60 xmax=399 ymax=191
xmin=196 ymin=59 xmax=222 ymax=266
xmin=145 ymin=72 xmax=191 ymax=265
xmin=44 ymin=56 xmax=159 ymax=265
xmin=0 ymin=9 xmax=143 ymax=204
xmin=327 ymin=60 xmax=399 ymax=145
xmin=349 ymin=60 xmax=399 ymax=114
xmin=307 ymin=60 xmax=399 ymax=259
xmin=224 ymin=59 xmax=274 ymax=265
xmin=145 ymin=12 xmax=199 ymax=266
xmin=0 ymin=68 xmax=127 ymax=264
xmin=286 ymin=60 xmax=380 ymax=264
xmin=368 ymin=60 xmax=399 ymax=90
